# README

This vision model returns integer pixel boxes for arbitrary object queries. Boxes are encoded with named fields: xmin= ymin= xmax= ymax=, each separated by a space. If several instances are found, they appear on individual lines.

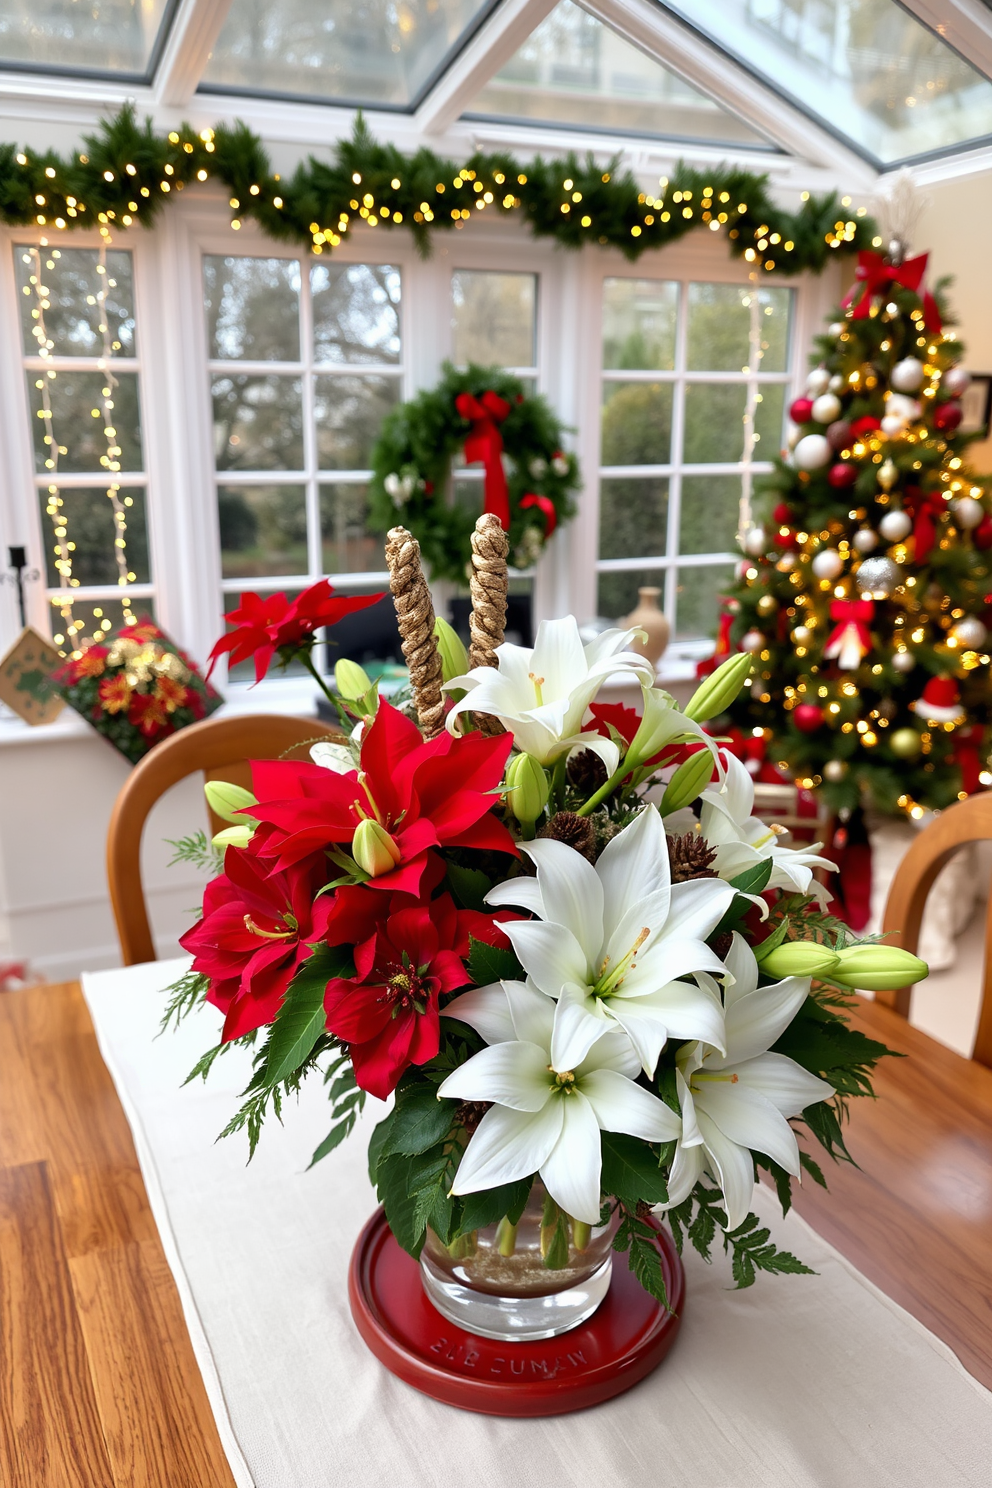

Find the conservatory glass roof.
xmin=3 ymin=0 xmax=992 ymax=176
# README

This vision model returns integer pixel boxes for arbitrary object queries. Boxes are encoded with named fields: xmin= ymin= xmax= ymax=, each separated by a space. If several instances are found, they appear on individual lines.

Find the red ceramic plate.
xmin=348 ymin=1207 xmax=685 ymax=1417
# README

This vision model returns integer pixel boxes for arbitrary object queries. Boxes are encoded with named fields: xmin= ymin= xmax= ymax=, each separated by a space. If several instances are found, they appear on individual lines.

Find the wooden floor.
xmin=1 ymin=981 xmax=991 ymax=1485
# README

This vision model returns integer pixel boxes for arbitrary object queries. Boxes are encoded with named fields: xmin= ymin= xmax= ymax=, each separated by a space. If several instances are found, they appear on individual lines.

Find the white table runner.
xmin=82 ymin=958 xmax=992 ymax=1488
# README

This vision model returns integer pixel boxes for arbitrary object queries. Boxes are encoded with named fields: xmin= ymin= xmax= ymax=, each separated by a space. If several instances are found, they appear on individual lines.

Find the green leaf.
xmin=381 ymin=1083 xmax=455 ymax=1157
xmin=308 ymin=1111 xmax=359 ymax=1168
xmin=613 ymin=1211 xmax=670 ymax=1311
xmin=367 ymin=1114 xmax=391 ymax=1185
xmin=799 ymin=1149 xmax=827 ymax=1188
xmin=466 ymin=934 xmax=523 ymax=988
xmin=723 ymin=1212 xmax=815 ymax=1289
xmin=264 ymin=944 xmax=353 ymax=1084
xmin=376 ymin=1153 xmax=426 ymax=1255
xmin=456 ymin=1178 xmax=533 ymax=1235
xmin=446 ymin=862 xmax=492 ymax=912
xmin=541 ymin=1198 xmax=571 ymax=1270
xmin=728 ymin=858 xmax=774 ymax=896
xmin=755 ymin=1155 xmax=793 ymax=1215
xmin=600 ymin=1132 xmax=669 ymax=1207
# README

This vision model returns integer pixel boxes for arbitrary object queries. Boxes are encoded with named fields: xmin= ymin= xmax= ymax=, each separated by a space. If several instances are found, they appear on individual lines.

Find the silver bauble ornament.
xmin=881 ymin=414 xmax=906 ymax=437
xmin=776 ymin=552 xmax=799 ymax=572
xmin=824 ymin=759 xmax=848 ymax=782
xmin=741 ymin=629 xmax=765 ymax=654
xmin=892 ymin=649 xmax=916 ymax=673
xmin=953 ymin=496 xmax=984 ymax=530
xmin=811 ymin=548 xmax=844 ymax=580
xmin=792 ymin=625 xmax=813 ymax=645
xmin=887 ymin=393 xmax=921 ymax=421
xmin=828 ymin=321 xmax=843 ymax=336
xmin=811 ymin=392 xmax=842 ymax=424
xmin=853 ymin=528 xmax=878 ymax=553
xmin=805 ymin=367 xmax=831 ymax=397
xmin=879 ymin=509 xmax=912 ymax=542
xmin=943 ymin=366 xmax=971 ymax=397
xmin=786 ymin=423 xmax=801 ymax=451
xmin=857 ymin=556 xmax=901 ymax=597
xmin=877 ymin=460 xmax=899 ymax=493
xmin=742 ymin=526 xmax=767 ymax=556
xmin=829 ymin=374 xmax=844 ymax=393
xmin=890 ymin=727 xmax=923 ymax=760
xmin=891 ymin=357 xmax=924 ymax=392
xmin=953 ymin=616 xmax=988 ymax=649
xmin=793 ymin=433 xmax=832 ymax=471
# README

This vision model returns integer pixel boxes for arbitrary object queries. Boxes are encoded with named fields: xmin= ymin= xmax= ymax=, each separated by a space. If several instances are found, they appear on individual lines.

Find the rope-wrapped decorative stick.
xmin=385 ymin=526 xmax=445 ymax=738
xmin=468 ymin=513 xmax=509 ymax=671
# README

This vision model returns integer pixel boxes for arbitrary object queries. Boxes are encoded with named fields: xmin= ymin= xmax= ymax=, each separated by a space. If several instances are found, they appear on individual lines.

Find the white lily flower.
xmin=439 ymin=979 xmax=681 ymax=1224
xmin=443 ymin=615 xmax=654 ymax=767
xmin=663 ymin=933 xmax=835 ymax=1230
xmin=484 ymin=806 xmax=735 ymax=1078
xmin=699 ymin=753 xmax=834 ymax=899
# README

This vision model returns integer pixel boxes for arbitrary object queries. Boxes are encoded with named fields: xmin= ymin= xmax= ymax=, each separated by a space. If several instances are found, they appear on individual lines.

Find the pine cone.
xmin=455 ymin=1100 xmax=491 ymax=1135
xmin=567 ymin=748 xmax=609 ymax=794
xmin=668 ymin=832 xmax=717 ymax=883
xmin=538 ymin=811 xmax=597 ymax=861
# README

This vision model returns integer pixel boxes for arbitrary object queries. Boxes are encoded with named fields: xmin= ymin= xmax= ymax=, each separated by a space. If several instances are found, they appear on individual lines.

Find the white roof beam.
xmin=152 ymin=0 xmax=234 ymax=108
xmin=416 ymin=0 xmax=559 ymax=136
xmin=900 ymin=1 xmax=992 ymax=83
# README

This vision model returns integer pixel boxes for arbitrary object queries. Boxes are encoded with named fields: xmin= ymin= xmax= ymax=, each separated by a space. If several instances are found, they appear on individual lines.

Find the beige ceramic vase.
xmin=622 ymin=586 xmax=670 ymax=666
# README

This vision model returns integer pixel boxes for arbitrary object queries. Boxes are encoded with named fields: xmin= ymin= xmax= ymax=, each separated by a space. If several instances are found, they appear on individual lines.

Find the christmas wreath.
xmin=368 ymin=363 xmax=579 ymax=583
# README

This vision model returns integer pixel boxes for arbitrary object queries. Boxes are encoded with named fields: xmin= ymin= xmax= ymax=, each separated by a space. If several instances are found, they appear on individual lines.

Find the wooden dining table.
xmin=1 ymin=979 xmax=991 ymax=1487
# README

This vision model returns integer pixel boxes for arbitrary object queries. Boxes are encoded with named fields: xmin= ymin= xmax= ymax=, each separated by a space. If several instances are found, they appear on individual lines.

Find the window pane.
xmin=755 ymin=287 xmax=792 ymax=374
xmin=38 ymin=485 xmax=149 ymax=587
xmin=675 ymin=563 xmax=735 ymax=640
xmin=683 ymin=383 xmax=747 ymax=465
xmin=218 ymin=484 xmax=308 ymax=578
xmin=320 ymin=482 xmax=385 ymax=574
xmin=679 ymin=474 xmax=740 ymax=556
xmin=452 ymin=271 xmax=536 ymax=367
xmin=754 ymin=383 xmax=787 ymax=456
xmin=601 ymin=382 xmax=672 ymax=466
xmin=212 ymin=375 xmax=304 ymax=471
xmin=203 ymin=0 xmax=492 ymax=107
xmin=28 ymin=369 xmax=142 ymax=473
xmin=49 ymin=596 xmax=156 ymax=652
xmin=602 ymin=279 xmax=677 ymax=371
xmin=15 ymin=246 xmax=136 ymax=357
xmin=597 ymin=567 xmax=666 ymax=625
xmin=312 ymin=263 xmax=401 ymax=365
xmin=599 ymin=477 xmax=669 ymax=561
xmin=0 ymin=0 xmax=172 ymax=76
xmin=315 ymin=374 xmax=399 ymax=470
xmin=687 ymin=283 xmax=755 ymax=372
xmin=204 ymin=256 xmax=301 ymax=361
xmin=469 ymin=0 xmax=769 ymax=146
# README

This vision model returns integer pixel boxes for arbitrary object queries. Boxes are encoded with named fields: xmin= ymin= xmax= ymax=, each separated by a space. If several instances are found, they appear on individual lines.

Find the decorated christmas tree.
xmin=718 ymin=240 xmax=992 ymax=820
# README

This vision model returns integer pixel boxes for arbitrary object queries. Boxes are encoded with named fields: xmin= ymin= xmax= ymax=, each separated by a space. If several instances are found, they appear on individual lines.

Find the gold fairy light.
xmin=96 ymin=240 xmax=136 ymax=626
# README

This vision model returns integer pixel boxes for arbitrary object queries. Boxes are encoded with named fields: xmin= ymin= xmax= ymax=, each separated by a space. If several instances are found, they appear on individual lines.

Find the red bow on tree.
xmin=520 ymin=492 xmax=557 ymax=537
xmin=824 ymin=598 xmax=874 ymax=670
xmin=843 ymin=250 xmax=942 ymax=331
xmin=696 ymin=607 xmax=735 ymax=679
xmin=953 ymin=724 xmax=985 ymax=795
xmin=455 ymin=390 xmax=512 ymax=529
xmin=902 ymin=487 xmax=946 ymax=562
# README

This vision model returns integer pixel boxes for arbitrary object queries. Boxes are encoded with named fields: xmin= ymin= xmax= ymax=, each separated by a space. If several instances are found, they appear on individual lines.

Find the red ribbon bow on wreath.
xmin=455 ymin=390 xmax=512 ymax=529
xmin=902 ymin=487 xmax=946 ymax=562
xmin=519 ymin=492 xmax=557 ymax=538
xmin=843 ymin=250 xmax=942 ymax=332
xmin=824 ymin=597 xmax=874 ymax=670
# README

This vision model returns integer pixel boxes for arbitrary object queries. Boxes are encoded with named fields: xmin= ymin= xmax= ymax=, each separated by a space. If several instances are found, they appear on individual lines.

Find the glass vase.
xmin=420 ymin=1183 xmax=620 ymax=1342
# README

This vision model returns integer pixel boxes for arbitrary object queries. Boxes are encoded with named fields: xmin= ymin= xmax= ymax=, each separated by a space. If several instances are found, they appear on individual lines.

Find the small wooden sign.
xmin=0 ymin=625 xmax=65 ymax=725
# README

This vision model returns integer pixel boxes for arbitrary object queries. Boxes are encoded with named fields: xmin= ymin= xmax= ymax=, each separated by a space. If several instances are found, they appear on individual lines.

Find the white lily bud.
xmin=335 ymin=658 xmax=373 ymax=700
xmin=211 ymin=823 xmax=255 ymax=850
xmin=830 ymin=943 xmax=928 ymax=990
xmin=505 ymin=752 xmax=550 ymax=824
xmin=626 ymin=686 xmax=701 ymax=772
xmin=759 ymin=942 xmax=841 ymax=978
xmin=658 ymin=749 xmax=716 ymax=815
xmin=352 ymin=818 xmax=402 ymax=877
xmin=433 ymin=616 xmax=469 ymax=685
xmin=204 ymin=780 xmax=257 ymax=824
xmin=684 ymin=652 xmax=753 ymax=723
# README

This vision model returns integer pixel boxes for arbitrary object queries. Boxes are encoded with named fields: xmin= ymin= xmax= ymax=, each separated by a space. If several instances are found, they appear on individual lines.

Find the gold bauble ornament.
xmin=878 ymin=460 xmax=899 ymax=493
xmin=756 ymin=594 xmax=778 ymax=616
xmin=890 ymin=727 xmax=923 ymax=759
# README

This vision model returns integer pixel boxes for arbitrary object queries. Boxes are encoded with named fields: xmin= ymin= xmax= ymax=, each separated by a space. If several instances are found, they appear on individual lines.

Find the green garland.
xmin=369 ymin=363 xmax=580 ymax=582
xmin=0 ymin=105 xmax=878 ymax=271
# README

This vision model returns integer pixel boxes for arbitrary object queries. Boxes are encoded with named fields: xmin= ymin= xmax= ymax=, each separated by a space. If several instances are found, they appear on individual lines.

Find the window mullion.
xmin=299 ymin=256 xmax=322 ymax=582
xmin=665 ymin=279 xmax=690 ymax=632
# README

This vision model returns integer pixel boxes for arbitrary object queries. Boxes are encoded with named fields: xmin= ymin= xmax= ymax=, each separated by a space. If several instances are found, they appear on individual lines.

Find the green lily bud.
xmin=830 ymin=943 xmax=928 ymax=991
xmin=626 ymin=686 xmax=695 ymax=772
xmin=204 ymin=780 xmax=257 ymax=824
xmin=433 ymin=617 xmax=469 ymax=685
xmin=658 ymin=748 xmax=716 ymax=815
xmin=352 ymin=818 xmax=402 ymax=877
xmin=759 ymin=942 xmax=841 ymax=979
xmin=505 ymin=752 xmax=550 ymax=824
xmin=334 ymin=657 xmax=373 ymax=700
xmin=684 ymin=652 xmax=753 ymax=724
xmin=211 ymin=823 xmax=255 ymax=850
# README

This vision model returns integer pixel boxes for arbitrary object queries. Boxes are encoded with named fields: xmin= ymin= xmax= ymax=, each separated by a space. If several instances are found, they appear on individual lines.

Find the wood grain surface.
xmin=1 ymin=980 xmax=991 ymax=1486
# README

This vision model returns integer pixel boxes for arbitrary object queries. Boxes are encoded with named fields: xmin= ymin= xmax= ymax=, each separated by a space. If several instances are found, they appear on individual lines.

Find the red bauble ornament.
xmin=827 ymin=462 xmax=858 ymax=489
xmin=933 ymin=401 xmax=962 ymax=433
xmin=850 ymin=415 xmax=881 ymax=437
xmin=789 ymin=397 xmax=814 ymax=425
xmin=975 ymin=515 xmax=992 ymax=550
xmin=793 ymin=704 xmax=825 ymax=733
xmin=772 ymin=501 xmax=792 ymax=524
xmin=773 ymin=530 xmax=798 ymax=550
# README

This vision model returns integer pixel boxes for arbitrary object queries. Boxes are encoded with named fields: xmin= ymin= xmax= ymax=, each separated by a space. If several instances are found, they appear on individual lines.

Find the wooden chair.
xmin=880 ymin=793 xmax=992 ymax=1066
xmin=106 ymin=713 xmax=341 ymax=966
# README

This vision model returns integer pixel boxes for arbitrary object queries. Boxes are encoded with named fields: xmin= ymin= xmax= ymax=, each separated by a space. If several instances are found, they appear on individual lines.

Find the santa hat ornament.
xmin=912 ymin=675 xmax=966 ymax=724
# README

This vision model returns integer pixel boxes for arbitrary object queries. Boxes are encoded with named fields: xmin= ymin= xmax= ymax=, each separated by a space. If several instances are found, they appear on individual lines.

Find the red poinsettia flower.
xmin=249 ymin=699 xmax=515 ymax=894
xmin=206 ymin=580 xmax=384 ymax=685
xmin=180 ymin=848 xmax=337 ymax=1042
xmin=323 ymin=894 xmax=505 ymax=1099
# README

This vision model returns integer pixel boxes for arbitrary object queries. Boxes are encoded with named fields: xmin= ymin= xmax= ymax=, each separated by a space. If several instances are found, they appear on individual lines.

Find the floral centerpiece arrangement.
xmin=167 ymin=516 xmax=925 ymax=1334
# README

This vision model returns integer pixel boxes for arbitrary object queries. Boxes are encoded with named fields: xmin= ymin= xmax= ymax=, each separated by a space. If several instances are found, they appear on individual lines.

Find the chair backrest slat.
xmin=880 ymin=793 xmax=992 ymax=1067
xmin=106 ymin=713 xmax=341 ymax=965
